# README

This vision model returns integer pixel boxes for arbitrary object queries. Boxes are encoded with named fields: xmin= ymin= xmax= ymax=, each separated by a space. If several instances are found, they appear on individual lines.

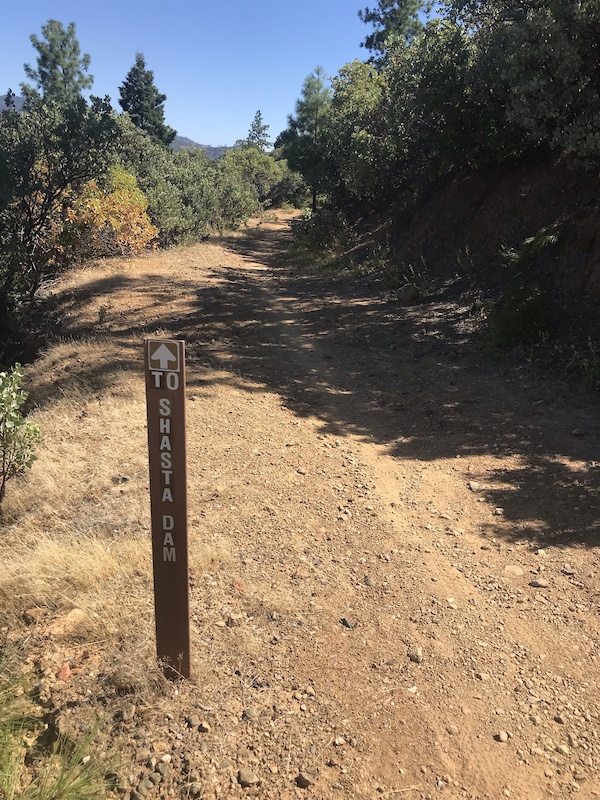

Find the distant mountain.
xmin=0 ymin=94 xmax=25 ymax=111
xmin=171 ymin=135 xmax=232 ymax=160
xmin=1 ymin=97 xmax=231 ymax=160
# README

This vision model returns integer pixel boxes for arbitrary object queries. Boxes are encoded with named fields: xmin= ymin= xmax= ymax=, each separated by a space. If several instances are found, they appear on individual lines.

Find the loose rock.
xmin=295 ymin=772 xmax=313 ymax=789
xmin=237 ymin=768 xmax=260 ymax=788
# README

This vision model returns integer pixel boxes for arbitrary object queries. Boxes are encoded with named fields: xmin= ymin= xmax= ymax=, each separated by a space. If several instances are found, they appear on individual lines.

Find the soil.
xmin=7 ymin=212 xmax=600 ymax=799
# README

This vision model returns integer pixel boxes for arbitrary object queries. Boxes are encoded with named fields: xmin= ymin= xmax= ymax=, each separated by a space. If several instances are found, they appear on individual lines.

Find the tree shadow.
xmin=40 ymin=222 xmax=600 ymax=549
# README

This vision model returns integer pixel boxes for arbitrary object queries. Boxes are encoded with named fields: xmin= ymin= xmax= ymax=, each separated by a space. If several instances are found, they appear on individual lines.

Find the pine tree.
xmin=118 ymin=53 xmax=176 ymax=146
xmin=247 ymin=111 xmax=271 ymax=151
xmin=276 ymin=67 xmax=332 ymax=211
xmin=359 ymin=0 xmax=432 ymax=58
xmin=22 ymin=20 xmax=93 ymax=105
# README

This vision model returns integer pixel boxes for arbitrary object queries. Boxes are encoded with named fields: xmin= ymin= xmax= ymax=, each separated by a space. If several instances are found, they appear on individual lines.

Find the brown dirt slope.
xmin=1 ymin=212 xmax=600 ymax=800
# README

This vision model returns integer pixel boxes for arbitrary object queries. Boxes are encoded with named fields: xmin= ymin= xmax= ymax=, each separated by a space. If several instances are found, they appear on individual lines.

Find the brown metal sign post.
xmin=144 ymin=338 xmax=191 ymax=679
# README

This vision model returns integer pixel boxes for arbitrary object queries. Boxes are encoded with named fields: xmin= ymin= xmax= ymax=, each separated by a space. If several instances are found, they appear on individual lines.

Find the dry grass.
xmin=0 ymin=248 xmax=227 ymax=645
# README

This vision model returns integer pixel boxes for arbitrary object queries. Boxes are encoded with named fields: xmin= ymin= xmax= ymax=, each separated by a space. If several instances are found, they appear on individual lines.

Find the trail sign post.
xmin=144 ymin=338 xmax=191 ymax=679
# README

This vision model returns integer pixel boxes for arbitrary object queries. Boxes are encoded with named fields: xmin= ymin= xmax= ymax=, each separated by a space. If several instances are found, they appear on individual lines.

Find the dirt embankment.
xmin=389 ymin=157 xmax=600 ymax=370
xmin=2 ymin=213 xmax=600 ymax=800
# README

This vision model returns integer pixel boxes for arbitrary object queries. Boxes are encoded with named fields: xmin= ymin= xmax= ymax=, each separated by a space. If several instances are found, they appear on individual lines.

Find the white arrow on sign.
xmin=151 ymin=343 xmax=178 ymax=370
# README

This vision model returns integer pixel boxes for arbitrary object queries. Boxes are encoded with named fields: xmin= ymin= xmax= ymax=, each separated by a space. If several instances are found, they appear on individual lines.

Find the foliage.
xmin=288 ymin=0 xmax=600 ymax=255
xmin=276 ymin=67 xmax=332 ymax=211
xmin=0 ymin=364 xmax=40 ymax=505
xmin=239 ymin=111 xmax=271 ymax=152
xmin=219 ymin=147 xmax=283 ymax=204
xmin=268 ymin=157 xmax=308 ymax=208
xmin=486 ymin=284 xmax=551 ymax=349
xmin=359 ymin=0 xmax=433 ymax=58
xmin=291 ymin=205 xmax=357 ymax=261
xmin=500 ymin=226 xmax=560 ymax=269
xmin=0 ymin=95 xmax=118 ymax=307
xmin=118 ymin=116 xmax=267 ymax=242
xmin=21 ymin=20 xmax=93 ymax=106
xmin=0 ymin=657 xmax=116 ymax=800
xmin=65 ymin=165 xmax=158 ymax=258
xmin=324 ymin=60 xmax=392 ymax=205
xmin=117 ymin=118 xmax=216 ymax=244
xmin=118 ymin=53 xmax=176 ymax=146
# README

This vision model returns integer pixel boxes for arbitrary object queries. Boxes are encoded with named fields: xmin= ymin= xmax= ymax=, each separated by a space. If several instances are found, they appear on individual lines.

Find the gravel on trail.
xmin=16 ymin=214 xmax=600 ymax=799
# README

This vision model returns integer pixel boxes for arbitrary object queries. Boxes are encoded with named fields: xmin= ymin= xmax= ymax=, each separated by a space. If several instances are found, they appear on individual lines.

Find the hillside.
xmin=170 ymin=135 xmax=232 ymax=159
xmin=341 ymin=155 xmax=600 ymax=388
xmin=1 ymin=213 xmax=599 ymax=799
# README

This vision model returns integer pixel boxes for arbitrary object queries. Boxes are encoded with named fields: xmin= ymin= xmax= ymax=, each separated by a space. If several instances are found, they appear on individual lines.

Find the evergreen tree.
xmin=276 ymin=67 xmax=332 ymax=211
xmin=118 ymin=53 xmax=176 ymax=146
xmin=22 ymin=20 xmax=93 ymax=105
xmin=247 ymin=110 xmax=271 ymax=151
xmin=359 ymin=0 xmax=433 ymax=58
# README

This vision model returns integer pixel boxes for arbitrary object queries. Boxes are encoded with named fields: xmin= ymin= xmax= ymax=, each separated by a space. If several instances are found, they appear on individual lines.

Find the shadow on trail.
xmin=49 ymin=223 xmax=600 ymax=549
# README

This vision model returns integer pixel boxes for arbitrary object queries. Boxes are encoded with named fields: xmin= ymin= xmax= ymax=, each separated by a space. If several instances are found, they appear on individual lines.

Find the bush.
xmin=0 ymin=364 xmax=40 ymax=504
xmin=65 ymin=165 xmax=158 ymax=258
xmin=486 ymin=284 xmax=551 ymax=349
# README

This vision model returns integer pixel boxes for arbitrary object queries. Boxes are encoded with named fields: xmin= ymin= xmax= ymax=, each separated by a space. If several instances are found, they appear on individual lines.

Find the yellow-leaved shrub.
xmin=66 ymin=165 xmax=158 ymax=258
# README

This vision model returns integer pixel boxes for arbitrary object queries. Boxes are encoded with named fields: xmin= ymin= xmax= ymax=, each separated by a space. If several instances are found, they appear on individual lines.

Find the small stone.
xmin=495 ymin=731 xmax=509 ymax=743
xmin=339 ymin=617 xmax=355 ymax=630
xmin=57 ymin=662 xmax=71 ymax=682
xmin=122 ymin=704 xmax=136 ymax=722
xmin=408 ymin=647 xmax=423 ymax=664
xmin=334 ymin=736 xmax=346 ymax=747
xmin=530 ymin=578 xmax=550 ymax=588
xmin=112 ymin=473 xmax=131 ymax=484
xmin=148 ymin=772 xmax=161 ymax=785
xmin=237 ymin=768 xmax=260 ymax=788
xmin=571 ymin=429 xmax=586 ymax=436
xmin=468 ymin=481 xmax=481 ymax=492
xmin=363 ymin=575 xmax=374 ymax=587
xmin=187 ymin=714 xmax=201 ymax=728
xmin=295 ymin=772 xmax=313 ymax=789
xmin=397 ymin=283 xmax=420 ymax=303
xmin=562 ymin=564 xmax=576 ymax=575
xmin=475 ymin=672 xmax=489 ymax=681
xmin=504 ymin=565 xmax=524 ymax=577
xmin=242 ymin=708 xmax=257 ymax=722
xmin=46 ymin=608 xmax=89 ymax=637
xmin=198 ymin=721 xmax=211 ymax=733
xmin=22 ymin=608 xmax=46 ymax=625
xmin=446 ymin=725 xmax=458 ymax=735
xmin=554 ymin=715 xmax=565 ymax=724
xmin=556 ymin=744 xmax=570 ymax=756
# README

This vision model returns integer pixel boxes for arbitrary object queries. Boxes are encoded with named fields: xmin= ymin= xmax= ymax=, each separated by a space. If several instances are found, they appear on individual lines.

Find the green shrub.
xmin=486 ymin=284 xmax=551 ymax=349
xmin=0 ymin=364 xmax=40 ymax=504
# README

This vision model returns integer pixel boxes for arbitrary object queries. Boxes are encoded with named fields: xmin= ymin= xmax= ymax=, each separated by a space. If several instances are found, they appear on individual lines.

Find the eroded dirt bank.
xmin=7 ymin=214 xmax=600 ymax=799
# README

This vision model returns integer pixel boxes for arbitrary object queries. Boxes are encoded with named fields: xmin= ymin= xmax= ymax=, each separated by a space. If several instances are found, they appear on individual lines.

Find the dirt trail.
xmin=12 ymin=214 xmax=600 ymax=799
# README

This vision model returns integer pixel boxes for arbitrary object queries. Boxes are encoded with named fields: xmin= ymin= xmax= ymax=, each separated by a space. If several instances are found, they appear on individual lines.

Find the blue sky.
xmin=2 ymin=1 xmax=371 ymax=146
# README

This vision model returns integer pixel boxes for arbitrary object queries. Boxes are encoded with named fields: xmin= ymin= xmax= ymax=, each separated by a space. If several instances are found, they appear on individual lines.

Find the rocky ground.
xmin=5 ymin=213 xmax=600 ymax=799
